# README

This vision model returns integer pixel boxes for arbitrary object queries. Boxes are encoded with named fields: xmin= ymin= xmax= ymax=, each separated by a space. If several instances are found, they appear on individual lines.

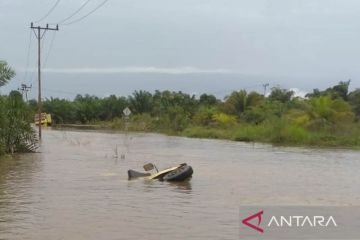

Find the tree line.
xmin=2 ymin=56 xmax=360 ymax=149
xmin=33 ymin=81 xmax=360 ymax=126
xmin=28 ymin=80 xmax=360 ymax=147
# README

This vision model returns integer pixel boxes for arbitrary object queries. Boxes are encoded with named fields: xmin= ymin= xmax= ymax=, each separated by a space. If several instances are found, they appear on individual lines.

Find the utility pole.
xmin=30 ymin=22 xmax=59 ymax=140
xmin=18 ymin=83 xmax=32 ymax=101
xmin=263 ymin=83 xmax=269 ymax=96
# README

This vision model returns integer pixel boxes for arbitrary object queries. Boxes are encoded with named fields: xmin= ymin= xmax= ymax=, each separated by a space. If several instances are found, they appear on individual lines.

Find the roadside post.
xmin=122 ymin=107 xmax=132 ymax=159
xmin=123 ymin=107 xmax=131 ymax=130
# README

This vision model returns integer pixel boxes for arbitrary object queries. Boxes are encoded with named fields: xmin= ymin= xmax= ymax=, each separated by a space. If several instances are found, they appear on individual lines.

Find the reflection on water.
xmin=169 ymin=180 xmax=192 ymax=191
xmin=0 ymin=129 xmax=359 ymax=240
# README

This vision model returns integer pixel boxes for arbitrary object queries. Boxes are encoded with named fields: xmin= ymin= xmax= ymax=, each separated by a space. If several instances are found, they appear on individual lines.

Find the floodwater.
xmin=0 ymin=129 xmax=359 ymax=240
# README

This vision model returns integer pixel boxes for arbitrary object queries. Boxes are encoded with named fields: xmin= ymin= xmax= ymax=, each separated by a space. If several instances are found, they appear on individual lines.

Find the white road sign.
xmin=123 ymin=107 xmax=132 ymax=116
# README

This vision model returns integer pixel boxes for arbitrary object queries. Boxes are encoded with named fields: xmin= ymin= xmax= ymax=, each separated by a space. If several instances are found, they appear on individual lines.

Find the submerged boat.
xmin=128 ymin=163 xmax=193 ymax=182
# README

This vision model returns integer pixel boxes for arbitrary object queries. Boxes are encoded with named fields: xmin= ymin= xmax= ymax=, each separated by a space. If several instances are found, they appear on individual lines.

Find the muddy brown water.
xmin=0 ymin=129 xmax=359 ymax=240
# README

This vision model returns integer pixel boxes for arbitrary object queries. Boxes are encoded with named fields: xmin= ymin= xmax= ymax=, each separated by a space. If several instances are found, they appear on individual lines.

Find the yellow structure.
xmin=34 ymin=113 xmax=52 ymax=126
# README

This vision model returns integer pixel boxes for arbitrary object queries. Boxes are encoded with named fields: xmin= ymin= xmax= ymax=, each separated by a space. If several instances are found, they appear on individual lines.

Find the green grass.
xmin=182 ymin=121 xmax=360 ymax=149
xmin=182 ymin=126 xmax=233 ymax=139
xmin=54 ymin=115 xmax=360 ymax=149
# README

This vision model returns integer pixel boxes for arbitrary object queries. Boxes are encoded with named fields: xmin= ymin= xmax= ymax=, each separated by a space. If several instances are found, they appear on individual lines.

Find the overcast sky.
xmin=1 ymin=0 xmax=360 ymax=99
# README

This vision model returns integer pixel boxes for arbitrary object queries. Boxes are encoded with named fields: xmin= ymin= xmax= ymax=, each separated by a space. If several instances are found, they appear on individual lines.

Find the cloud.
xmin=38 ymin=66 xmax=236 ymax=75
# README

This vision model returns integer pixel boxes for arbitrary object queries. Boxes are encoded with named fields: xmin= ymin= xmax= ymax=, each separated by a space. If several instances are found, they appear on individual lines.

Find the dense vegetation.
xmin=0 ymin=61 xmax=37 ymax=156
xmin=35 ymin=80 xmax=360 ymax=148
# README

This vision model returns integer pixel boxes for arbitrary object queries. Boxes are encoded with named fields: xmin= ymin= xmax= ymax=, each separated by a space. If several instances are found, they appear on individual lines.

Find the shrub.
xmin=192 ymin=107 xmax=216 ymax=126
xmin=212 ymin=113 xmax=237 ymax=127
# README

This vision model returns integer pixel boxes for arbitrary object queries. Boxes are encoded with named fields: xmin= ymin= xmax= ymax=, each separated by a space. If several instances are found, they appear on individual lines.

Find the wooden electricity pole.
xmin=18 ymin=83 xmax=32 ymax=101
xmin=263 ymin=83 xmax=269 ymax=96
xmin=30 ymin=23 xmax=59 ymax=140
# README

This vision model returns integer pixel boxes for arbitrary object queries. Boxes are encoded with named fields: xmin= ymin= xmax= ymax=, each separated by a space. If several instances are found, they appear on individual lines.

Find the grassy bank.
xmin=183 ymin=125 xmax=360 ymax=148
xmin=82 ymin=115 xmax=360 ymax=149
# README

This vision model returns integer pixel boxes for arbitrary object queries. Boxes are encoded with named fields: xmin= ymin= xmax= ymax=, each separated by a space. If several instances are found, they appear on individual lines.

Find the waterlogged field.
xmin=0 ymin=129 xmax=359 ymax=240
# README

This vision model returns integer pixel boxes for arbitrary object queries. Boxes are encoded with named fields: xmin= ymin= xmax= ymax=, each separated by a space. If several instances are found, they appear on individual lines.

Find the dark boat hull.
xmin=128 ymin=164 xmax=193 ymax=182
xmin=163 ymin=165 xmax=193 ymax=182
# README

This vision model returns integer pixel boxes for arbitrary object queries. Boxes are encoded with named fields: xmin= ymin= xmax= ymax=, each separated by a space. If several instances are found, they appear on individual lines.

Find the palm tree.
xmin=0 ymin=61 xmax=37 ymax=155
xmin=0 ymin=61 xmax=15 ymax=87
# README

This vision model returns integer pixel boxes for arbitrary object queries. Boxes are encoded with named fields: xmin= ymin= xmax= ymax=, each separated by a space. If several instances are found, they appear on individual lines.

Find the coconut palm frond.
xmin=0 ymin=61 xmax=15 ymax=87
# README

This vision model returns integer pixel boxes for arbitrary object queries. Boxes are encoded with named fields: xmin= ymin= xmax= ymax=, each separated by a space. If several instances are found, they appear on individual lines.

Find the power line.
xmin=61 ymin=0 xmax=109 ymax=26
xmin=28 ymin=60 xmax=37 ymax=87
xmin=34 ymin=0 xmax=61 ymax=23
xmin=35 ymin=0 xmax=61 ymax=23
xmin=43 ymin=31 xmax=57 ymax=68
xmin=23 ymin=29 xmax=33 ymax=83
xmin=53 ymin=0 xmax=92 ymax=25
xmin=28 ymin=31 xmax=56 ymax=88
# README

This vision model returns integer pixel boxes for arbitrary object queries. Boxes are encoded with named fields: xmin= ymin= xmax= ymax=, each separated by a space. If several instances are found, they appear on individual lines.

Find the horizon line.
xmin=21 ymin=66 xmax=238 ymax=75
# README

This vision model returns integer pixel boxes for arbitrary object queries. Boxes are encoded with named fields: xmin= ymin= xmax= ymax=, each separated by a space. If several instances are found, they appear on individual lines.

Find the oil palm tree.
xmin=0 ymin=61 xmax=37 ymax=155
xmin=0 ymin=61 xmax=15 ymax=87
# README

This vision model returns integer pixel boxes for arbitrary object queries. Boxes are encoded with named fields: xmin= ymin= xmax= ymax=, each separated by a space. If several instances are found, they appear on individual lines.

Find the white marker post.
xmin=122 ymin=107 xmax=132 ymax=159
xmin=123 ymin=107 xmax=132 ymax=117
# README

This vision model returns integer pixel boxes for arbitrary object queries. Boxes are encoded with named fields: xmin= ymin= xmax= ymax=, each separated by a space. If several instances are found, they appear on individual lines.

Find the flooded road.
xmin=0 ymin=129 xmax=359 ymax=240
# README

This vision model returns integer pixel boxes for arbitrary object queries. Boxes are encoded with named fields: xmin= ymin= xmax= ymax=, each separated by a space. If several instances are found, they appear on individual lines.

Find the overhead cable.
xmin=53 ymin=0 xmax=92 ymax=25
xmin=61 ymin=0 xmax=109 ymax=26
xmin=23 ymin=29 xmax=33 ymax=83
xmin=34 ymin=0 xmax=61 ymax=23
xmin=43 ymin=31 xmax=57 ymax=68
